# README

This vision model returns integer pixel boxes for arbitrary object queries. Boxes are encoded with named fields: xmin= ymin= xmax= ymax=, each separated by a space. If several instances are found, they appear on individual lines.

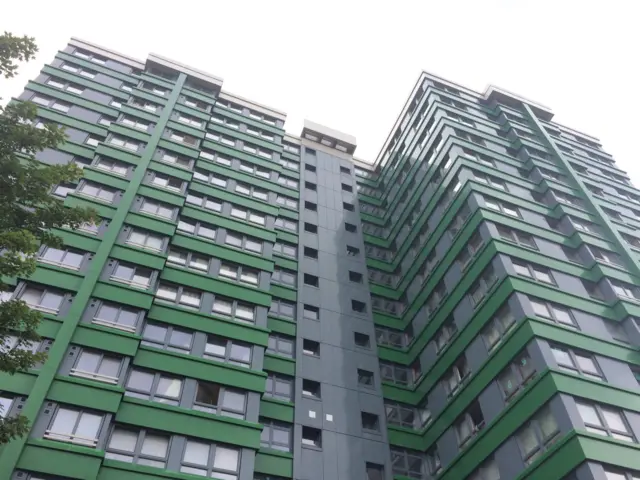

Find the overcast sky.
xmin=2 ymin=1 xmax=639 ymax=181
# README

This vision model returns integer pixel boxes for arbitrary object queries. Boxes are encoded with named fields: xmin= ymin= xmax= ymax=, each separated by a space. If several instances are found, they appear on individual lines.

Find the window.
xmin=106 ymin=427 xmax=170 ymax=468
xmin=303 ymin=304 xmax=319 ymax=320
xmin=194 ymin=381 xmax=246 ymax=419
xmin=366 ymin=463 xmax=385 ymax=480
xmin=230 ymin=205 xmax=267 ymax=225
xmin=169 ymin=131 xmax=199 ymax=146
xmin=303 ymin=246 xmax=318 ymax=259
xmin=177 ymin=219 xmax=217 ymax=241
xmin=108 ymin=135 xmax=140 ymax=152
xmin=95 ymin=157 xmax=128 ymax=176
xmin=93 ymin=302 xmax=139 ymax=332
xmin=348 ymin=271 xmax=363 ymax=283
xmin=234 ymin=182 xmax=268 ymax=201
xmin=279 ymin=158 xmax=299 ymax=170
xmin=551 ymin=345 xmax=603 ymax=380
xmin=265 ymin=372 xmax=293 ymax=401
xmin=125 ymin=369 xmax=183 ymax=405
xmin=354 ymin=332 xmax=370 ymax=348
xmin=46 ymin=77 xmax=85 ymax=95
xmin=576 ymin=401 xmax=634 ymax=442
xmin=269 ymin=299 xmax=296 ymax=320
xmin=304 ymin=222 xmax=318 ymax=234
xmin=347 ymin=245 xmax=360 ymax=256
xmin=358 ymin=369 xmax=374 ymax=387
xmin=386 ymin=399 xmax=432 ymax=430
xmin=274 ymin=217 xmax=297 ymax=232
xmin=186 ymin=193 xmax=222 ymax=214
xmin=497 ymin=351 xmax=536 ymax=400
xmin=78 ymin=182 xmax=117 ymax=203
xmin=345 ymin=222 xmax=357 ymax=233
xmin=267 ymin=334 xmax=295 ymax=358
xmin=303 ymin=274 xmax=319 ymax=287
xmin=121 ymin=115 xmax=150 ymax=131
xmin=218 ymin=262 xmax=259 ymax=286
xmin=150 ymin=174 xmax=182 ymax=192
xmin=361 ymin=412 xmax=380 ymax=432
xmin=70 ymin=349 xmax=121 ymax=384
xmin=455 ymin=400 xmax=485 ymax=446
xmin=302 ymin=426 xmax=321 ymax=448
xmin=45 ymin=407 xmax=102 ymax=447
xmin=176 ymin=114 xmax=202 ymax=128
xmin=193 ymin=169 xmax=228 ymax=189
xmin=443 ymin=355 xmax=471 ymax=397
xmin=141 ymin=321 xmax=193 ymax=354
xmin=512 ymin=259 xmax=554 ymax=285
xmin=611 ymin=280 xmax=640 ymax=301
xmin=481 ymin=303 xmax=516 ymax=350
xmin=434 ymin=316 xmax=459 ymax=353
xmin=469 ymin=265 xmax=498 ymax=306
xmin=271 ymin=267 xmax=296 ymax=287
xmin=110 ymin=262 xmax=152 ymax=290
xmin=483 ymin=197 xmax=520 ymax=217
xmin=126 ymin=229 xmax=164 ymax=252
xmin=212 ymin=296 xmax=255 ymax=324
xmin=305 ymin=181 xmax=317 ymax=191
xmin=239 ymin=161 xmax=271 ymax=179
xmin=456 ymin=231 xmax=484 ymax=269
xmin=204 ymin=335 xmax=252 ymax=368
xmin=529 ymin=297 xmax=577 ymax=328
xmin=224 ymin=231 xmax=263 ymax=254
xmin=18 ymin=285 xmax=64 ymax=314
xmin=603 ymin=469 xmax=640 ymax=480
xmin=260 ymin=419 xmax=292 ymax=452
xmin=591 ymin=247 xmax=623 ymax=267
xmin=467 ymin=457 xmax=501 ymax=480
xmin=273 ymin=241 xmax=297 ymax=258
xmin=277 ymin=175 xmax=298 ymax=189
xmin=302 ymin=339 xmax=320 ymax=357
xmin=391 ymin=448 xmax=427 ymax=479
xmin=351 ymin=300 xmax=366 ymax=313
xmin=497 ymin=225 xmax=537 ymax=249
xmin=140 ymin=198 xmax=174 ymax=219
xmin=167 ymin=248 xmax=209 ymax=273
xmin=159 ymin=151 xmax=191 ymax=169
xmin=155 ymin=283 xmax=202 ymax=309
xmin=515 ymin=405 xmax=560 ymax=465
xmin=53 ymin=183 xmax=75 ymax=198
xmin=380 ymin=362 xmax=415 ymax=387
xmin=276 ymin=194 xmax=298 ymax=210
xmin=38 ymin=247 xmax=83 ymax=270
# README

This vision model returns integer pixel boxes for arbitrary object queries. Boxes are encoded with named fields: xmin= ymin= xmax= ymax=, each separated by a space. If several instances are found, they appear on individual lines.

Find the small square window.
xmin=345 ymin=223 xmax=357 ymax=233
xmin=349 ymin=271 xmax=363 ymax=283
xmin=340 ymin=166 xmax=351 ymax=174
xmin=304 ymin=274 xmax=319 ymax=287
xmin=304 ymin=223 xmax=318 ymax=234
xmin=302 ymin=339 xmax=320 ymax=357
xmin=358 ymin=369 xmax=374 ymax=386
xmin=343 ymin=202 xmax=354 ymax=211
xmin=304 ymin=247 xmax=318 ymax=259
xmin=305 ymin=201 xmax=317 ymax=211
xmin=352 ymin=300 xmax=366 ymax=313
xmin=305 ymin=181 xmax=317 ymax=191
xmin=354 ymin=332 xmax=371 ymax=349
xmin=303 ymin=304 xmax=320 ymax=320
xmin=302 ymin=379 xmax=321 ymax=398
xmin=305 ymin=164 xmax=316 ymax=172
xmin=306 ymin=148 xmax=316 ymax=156
xmin=361 ymin=412 xmax=380 ymax=431
xmin=347 ymin=245 xmax=360 ymax=256
xmin=342 ymin=183 xmax=353 ymax=192
xmin=302 ymin=426 xmax=322 ymax=448
xmin=366 ymin=463 xmax=385 ymax=480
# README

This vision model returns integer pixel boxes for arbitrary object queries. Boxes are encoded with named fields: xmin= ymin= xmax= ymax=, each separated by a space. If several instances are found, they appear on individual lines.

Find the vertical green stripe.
xmin=0 ymin=73 xmax=187 ymax=477
xmin=523 ymin=105 xmax=640 ymax=284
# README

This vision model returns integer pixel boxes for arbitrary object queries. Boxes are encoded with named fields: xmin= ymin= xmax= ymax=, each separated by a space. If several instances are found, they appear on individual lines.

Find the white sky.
xmin=2 ymin=0 xmax=639 ymax=181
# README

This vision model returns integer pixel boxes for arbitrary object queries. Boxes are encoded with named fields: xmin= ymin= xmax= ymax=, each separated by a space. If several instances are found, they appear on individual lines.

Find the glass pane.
xmin=196 ymin=382 xmax=220 ymax=406
xmin=222 ymin=390 xmax=244 ymax=411
xmin=169 ymin=329 xmax=192 ymax=349
xmin=118 ymin=309 xmax=137 ymax=327
xmin=183 ymin=440 xmax=210 ymax=465
xmin=156 ymin=377 xmax=182 ymax=398
xmin=516 ymin=426 xmax=538 ymax=456
xmin=575 ymin=355 xmax=599 ymax=375
xmin=98 ymin=357 xmax=120 ymax=377
xmin=538 ymin=410 xmax=558 ymax=438
xmin=205 ymin=337 xmax=226 ymax=357
xmin=51 ymin=408 xmax=79 ymax=435
xmin=127 ymin=370 xmax=154 ymax=392
xmin=577 ymin=403 xmax=602 ymax=426
xmin=43 ymin=248 xmax=65 ymax=263
xmin=143 ymin=323 xmax=167 ymax=342
xmin=141 ymin=434 xmax=169 ymax=457
xmin=230 ymin=344 xmax=251 ymax=363
xmin=213 ymin=446 xmax=239 ymax=471
xmin=96 ymin=304 xmax=118 ymax=322
xmin=109 ymin=428 xmax=137 ymax=452
xmin=76 ymin=352 xmax=100 ymax=372
xmin=551 ymin=348 xmax=573 ymax=367
xmin=601 ymin=408 xmax=627 ymax=432
xmin=41 ymin=292 xmax=63 ymax=310
xmin=76 ymin=412 xmax=102 ymax=438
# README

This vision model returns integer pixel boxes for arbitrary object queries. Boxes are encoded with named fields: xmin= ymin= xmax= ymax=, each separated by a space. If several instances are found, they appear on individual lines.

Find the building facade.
xmin=1 ymin=37 xmax=640 ymax=480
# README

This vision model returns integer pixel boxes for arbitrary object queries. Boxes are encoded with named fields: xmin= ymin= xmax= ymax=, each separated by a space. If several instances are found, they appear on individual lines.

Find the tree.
xmin=0 ymin=32 xmax=96 ymax=442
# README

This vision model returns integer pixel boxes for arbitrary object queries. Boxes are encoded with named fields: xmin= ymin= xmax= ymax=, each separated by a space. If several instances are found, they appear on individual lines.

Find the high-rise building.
xmin=1 ymin=37 xmax=640 ymax=480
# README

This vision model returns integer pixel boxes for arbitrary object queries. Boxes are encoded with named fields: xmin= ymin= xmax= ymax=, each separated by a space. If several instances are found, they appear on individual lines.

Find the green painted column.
xmin=0 ymin=73 xmax=187 ymax=477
